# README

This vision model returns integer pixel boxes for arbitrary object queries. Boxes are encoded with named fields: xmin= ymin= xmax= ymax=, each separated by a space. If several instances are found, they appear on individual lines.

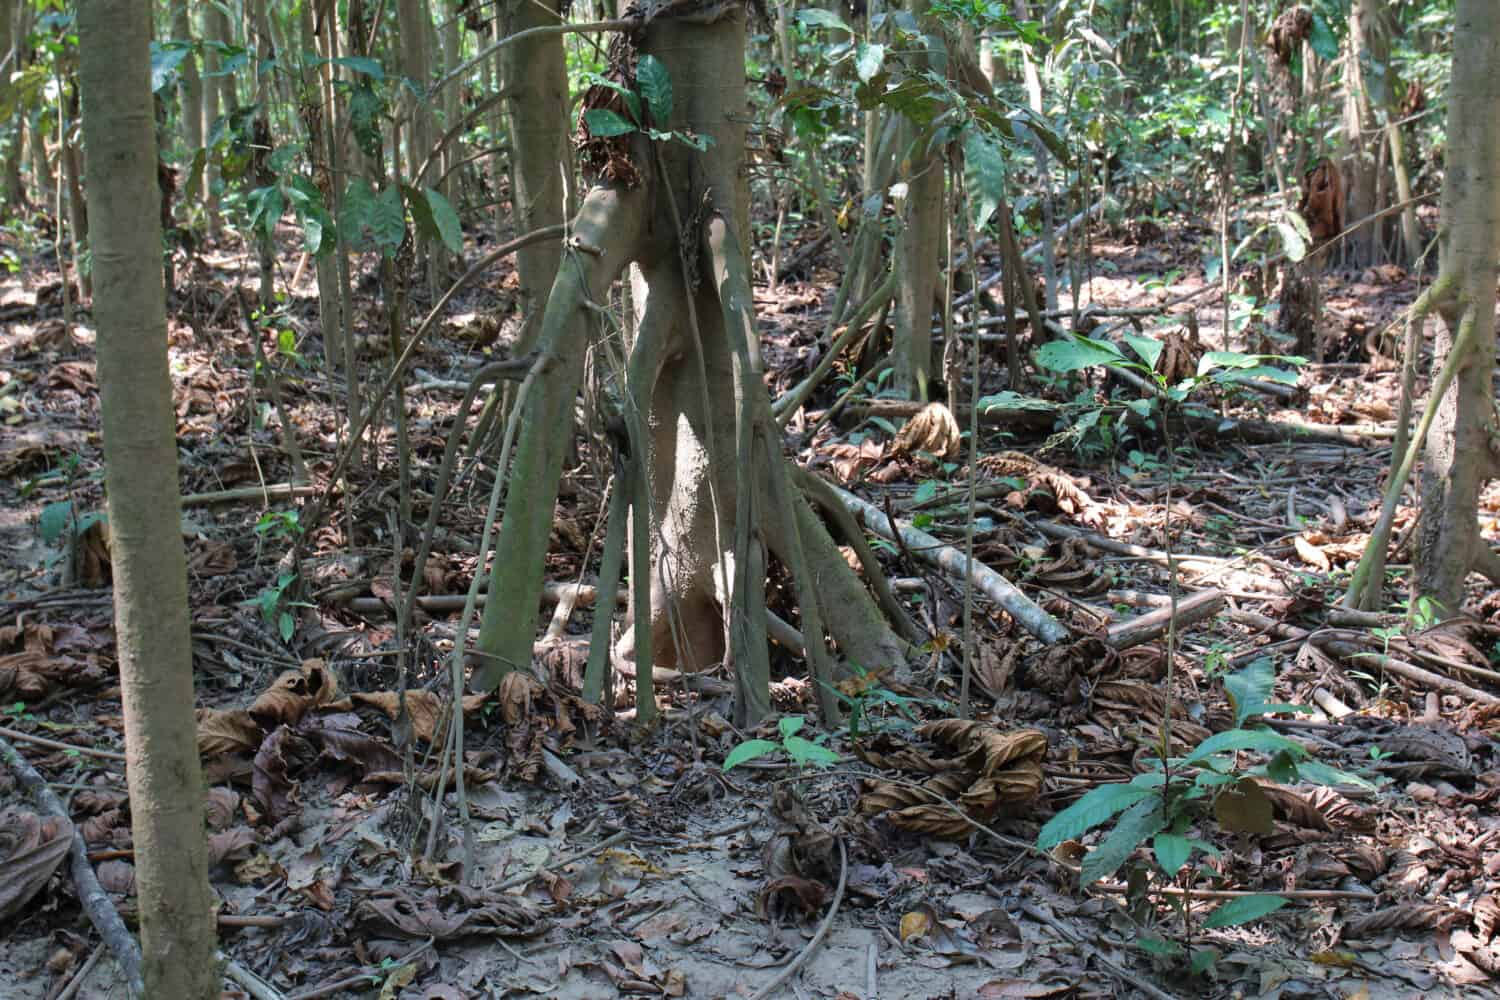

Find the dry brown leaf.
xmin=350 ymin=689 xmax=491 ymax=744
xmin=1293 ymin=534 xmax=1330 ymax=571
xmin=0 ymin=809 xmax=73 ymax=920
xmin=249 ymin=659 xmax=342 ymax=727
xmin=1343 ymin=902 xmax=1465 ymax=939
xmin=195 ymin=708 xmax=264 ymax=757
xmin=891 ymin=402 xmax=961 ymax=461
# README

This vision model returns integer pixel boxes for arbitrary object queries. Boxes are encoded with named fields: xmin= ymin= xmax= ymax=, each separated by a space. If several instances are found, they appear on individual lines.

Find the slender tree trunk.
xmin=1341 ymin=0 xmax=1386 ymax=266
xmin=77 ymin=1 xmax=217 ymax=995
xmin=172 ymin=2 xmax=204 ymax=156
xmin=499 ymin=0 xmax=569 ymax=350
xmin=1414 ymin=0 xmax=1500 ymax=611
xmin=0 ymin=0 xmax=27 ymax=210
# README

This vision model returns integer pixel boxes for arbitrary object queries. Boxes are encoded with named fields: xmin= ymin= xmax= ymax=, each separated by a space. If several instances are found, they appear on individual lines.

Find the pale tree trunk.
xmin=77 ymin=1 xmax=217 ymax=996
xmin=201 ymin=1 xmax=234 ymax=235
xmin=472 ymin=10 xmax=907 ymax=724
xmin=891 ymin=1 xmax=944 ymax=401
xmin=1414 ymin=0 xmax=1500 ymax=611
xmin=397 ymin=0 xmax=438 ymax=287
xmin=499 ymin=0 xmax=569 ymax=350
xmin=1340 ymin=0 xmax=1386 ymax=266
xmin=171 ymin=2 xmax=203 ymax=156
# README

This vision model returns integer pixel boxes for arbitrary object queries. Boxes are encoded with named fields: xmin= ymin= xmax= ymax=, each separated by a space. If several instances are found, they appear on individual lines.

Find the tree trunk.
xmin=499 ymin=0 xmax=570 ymax=350
xmin=77 ymin=1 xmax=217 ymax=995
xmin=171 ymin=2 xmax=204 ymax=156
xmin=1414 ymin=0 xmax=1500 ymax=611
xmin=473 ymin=9 xmax=908 ymax=719
xmin=1 ymin=0 xmax=28 ymax=210
xmin=1340 ymin=0 xmax=1386 ymax=267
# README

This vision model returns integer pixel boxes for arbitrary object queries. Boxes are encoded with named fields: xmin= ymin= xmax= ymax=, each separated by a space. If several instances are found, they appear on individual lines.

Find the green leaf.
xmin=783 ymin=736 xmax=841 ymax=768
xmin=778 ymin=715 xmax=805 ymax=739
xmin=963 ymin=130 xmax=1006 ymax=231
xmin=1293 ymin=759 xmax=1379 ymax=790
xmin=797 ymin=8 xmax=852 ymax=33
xmin=1224 ymin=657 xmax=1275 ymax=727
xmin=39 ymin=501 xmax=73 ymax=544
xmin=1201 ymin=894 xmax=1289 ymax=929
xmin=1308 ymin=12 xmax=1339 ymax=61
xmin=636 ymin=54 xmax=672 ymax=126
xmin=370 ymin=185 xmax=406 ymax=256
xmin=1137 ymin=936 xmax=1184 ymax=957
xmin=1037 ymin=782 xmax=1156 ymax=850
xmin=1035 ymin=335 xmax=1127 ymax=374
xmin=1191 ymin=948 xmax=1220 ymax=975
xmin=584 ymin=108 xmax=637 ymax=138
xmin=422 ymin=188 xmax=462 ymax=253
xmin=1153 ymin=832 xmax=1191 ymax=875
xmin=722 ymin=739 xmax=780 ymax=771
xmin=349 ymin=82 xmax=385 ymax=158
xmin=855 ymin=42 xmax=887 ymax=83
xmin=328 ymin=55 xmax=384 ymax=79
xmin=1275 ymin=219 xmax=1308 ymax=263
xmin=278 ymin=610 xmax=295 ymax=642
xmin=1123 ymin=332 xmax=1163 ymax=370
xmin=150 ymin=42 xmax=190 ymax=93
xmin=1080 ymin=797 xmax=1166 ymax=885
xmin=1182 ymin=728 xmax=1308 ymax=766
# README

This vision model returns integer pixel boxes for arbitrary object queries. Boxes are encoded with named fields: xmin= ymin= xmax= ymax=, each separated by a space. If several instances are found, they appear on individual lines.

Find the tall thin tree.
xmin=77 ymin=1 xmax=217 ymax=995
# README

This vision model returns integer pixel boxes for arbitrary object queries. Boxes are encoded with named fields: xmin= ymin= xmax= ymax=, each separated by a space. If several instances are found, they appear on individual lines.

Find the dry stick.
xmin=0 ymin=724 xmax=127 ymax=763
xmin=282 ymin=940 xmax=434 ymax=1000
xmin=54 ymin=943 xmax=105 ymax=1000
xmin=1019 ymin=902 xmax=1185 ymax=1000
xmin=1104 ymin=589 xmax=1225 ymax=650
xmin=960 ymin=168 xmax=982 ymax=720
xmin=1231 ymin=610 xmax=1500 ymax=706
xmin=0 ymin=733 xmax=143 ymax=997
xmin=747 ymin=838 xmax=847 ymax=1000
xmin=582 ymin=462 xmax=627 ymax=705
xmin=427 ymin=18 xmax=635 ymax=102
xmin=1343 ymin=287 xmax=1470 ymax=610
xmin=491 ymin=829 xmax=630 ymax=892
xmin=828 ymin=484 xmax=1069 ymax=643
xmin=1096 ymin=883 xmax=1375 ymax=902
xmin=221 ymin=955 xmax=285 ymax=1000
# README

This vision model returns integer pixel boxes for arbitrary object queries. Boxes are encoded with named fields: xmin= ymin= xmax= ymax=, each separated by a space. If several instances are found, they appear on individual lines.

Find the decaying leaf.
xmin=1343 ymin=902 xmax=1465 ymax=939
xmin=0 ymin=809 xmax=73 ymax=920
xmin=891 ymin=402 xmax=961 ymax=461
xmin=354 ymin=884 xmax=550 ymax=940
xmin=196 ymin=708 xmax=264 ymax=758
xmin=1214 ymin=777 xmax=1275 ymax=835
xmin=857 ymin=723 xmax=1047 ymax=838
xmin=250 ymin=659 xmax=343 ymax=727
xmin=350 ymin=689 xmax=491 ymax=745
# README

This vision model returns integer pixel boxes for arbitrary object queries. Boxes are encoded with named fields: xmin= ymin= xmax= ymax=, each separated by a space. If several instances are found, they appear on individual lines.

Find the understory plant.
xmin=1037 ymin=659 xmax=1369 ymax=972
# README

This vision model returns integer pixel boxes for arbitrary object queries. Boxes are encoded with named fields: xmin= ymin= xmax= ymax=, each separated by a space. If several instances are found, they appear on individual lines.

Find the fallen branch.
xmin=1229 ymin=610 xmax=1500 ymax=705
xmin=826 ymin=483 xmax=1069 ymax=643
xmin=1105 ymin=589 xmax=1225 ymax=649
xmin=0 ymin=732 xmax=144 ymax=997
xmin=0 ymin=724 xmax=127 ymax=763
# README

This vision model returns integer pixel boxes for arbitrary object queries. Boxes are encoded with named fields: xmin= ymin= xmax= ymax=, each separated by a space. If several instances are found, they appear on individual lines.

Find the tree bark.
xmin=1340 ymin=0 xmax=1387 ymax=267
xmin=77 ymin=1 xmax=217 ymax=996
xmin=1415 ymin=0 xmax=1500 ymax=611
xmin=472 ymin=9 xmax=908 ymax=719
xmin=499 ymin=0 xmax=570 ymax=350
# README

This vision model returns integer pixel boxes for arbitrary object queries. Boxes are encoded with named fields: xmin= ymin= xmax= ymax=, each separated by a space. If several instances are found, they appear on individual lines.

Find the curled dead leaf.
xmin=0 ymin=809 xmax=73 ymax=920
xmin=891 ymin=402 xmax=961 ymax=461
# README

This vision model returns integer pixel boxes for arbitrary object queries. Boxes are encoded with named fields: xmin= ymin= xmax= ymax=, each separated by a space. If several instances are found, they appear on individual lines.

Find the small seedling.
xmin=723 ymin=715 xmax=842 ymax=771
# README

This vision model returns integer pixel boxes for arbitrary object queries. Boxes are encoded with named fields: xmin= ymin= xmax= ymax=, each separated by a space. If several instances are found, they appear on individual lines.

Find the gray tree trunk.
xmin=1415 ymin=0 xmax=1500 ymax=611
xmin=499 ymin=0 xmax=570 ymax=350
xmin=472 ymin=11 xmax=907 ymax=721
xmin=78 ymin=1 xmax=216 ymax=995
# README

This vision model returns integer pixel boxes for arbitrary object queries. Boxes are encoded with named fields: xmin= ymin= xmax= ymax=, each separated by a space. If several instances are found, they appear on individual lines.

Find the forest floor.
xmin=2 ymin=211 xmax=1500 ymax=1000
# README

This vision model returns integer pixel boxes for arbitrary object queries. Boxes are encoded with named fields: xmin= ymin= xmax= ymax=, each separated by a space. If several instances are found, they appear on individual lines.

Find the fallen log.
xmin=1105 ymin=589 xmax=1225 ymax=649
xmin=826 ymin=483 xmax=1070 ymax=644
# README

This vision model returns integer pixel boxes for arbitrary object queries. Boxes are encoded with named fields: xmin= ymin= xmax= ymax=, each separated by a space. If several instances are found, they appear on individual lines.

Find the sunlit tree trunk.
xmin=171 ymin=2 xmax=203 ymax=157
xmin=77 ymin=1 xmax=217 ymax=995
xmin=1415 ymin=0 xmax=1500 ymax=611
